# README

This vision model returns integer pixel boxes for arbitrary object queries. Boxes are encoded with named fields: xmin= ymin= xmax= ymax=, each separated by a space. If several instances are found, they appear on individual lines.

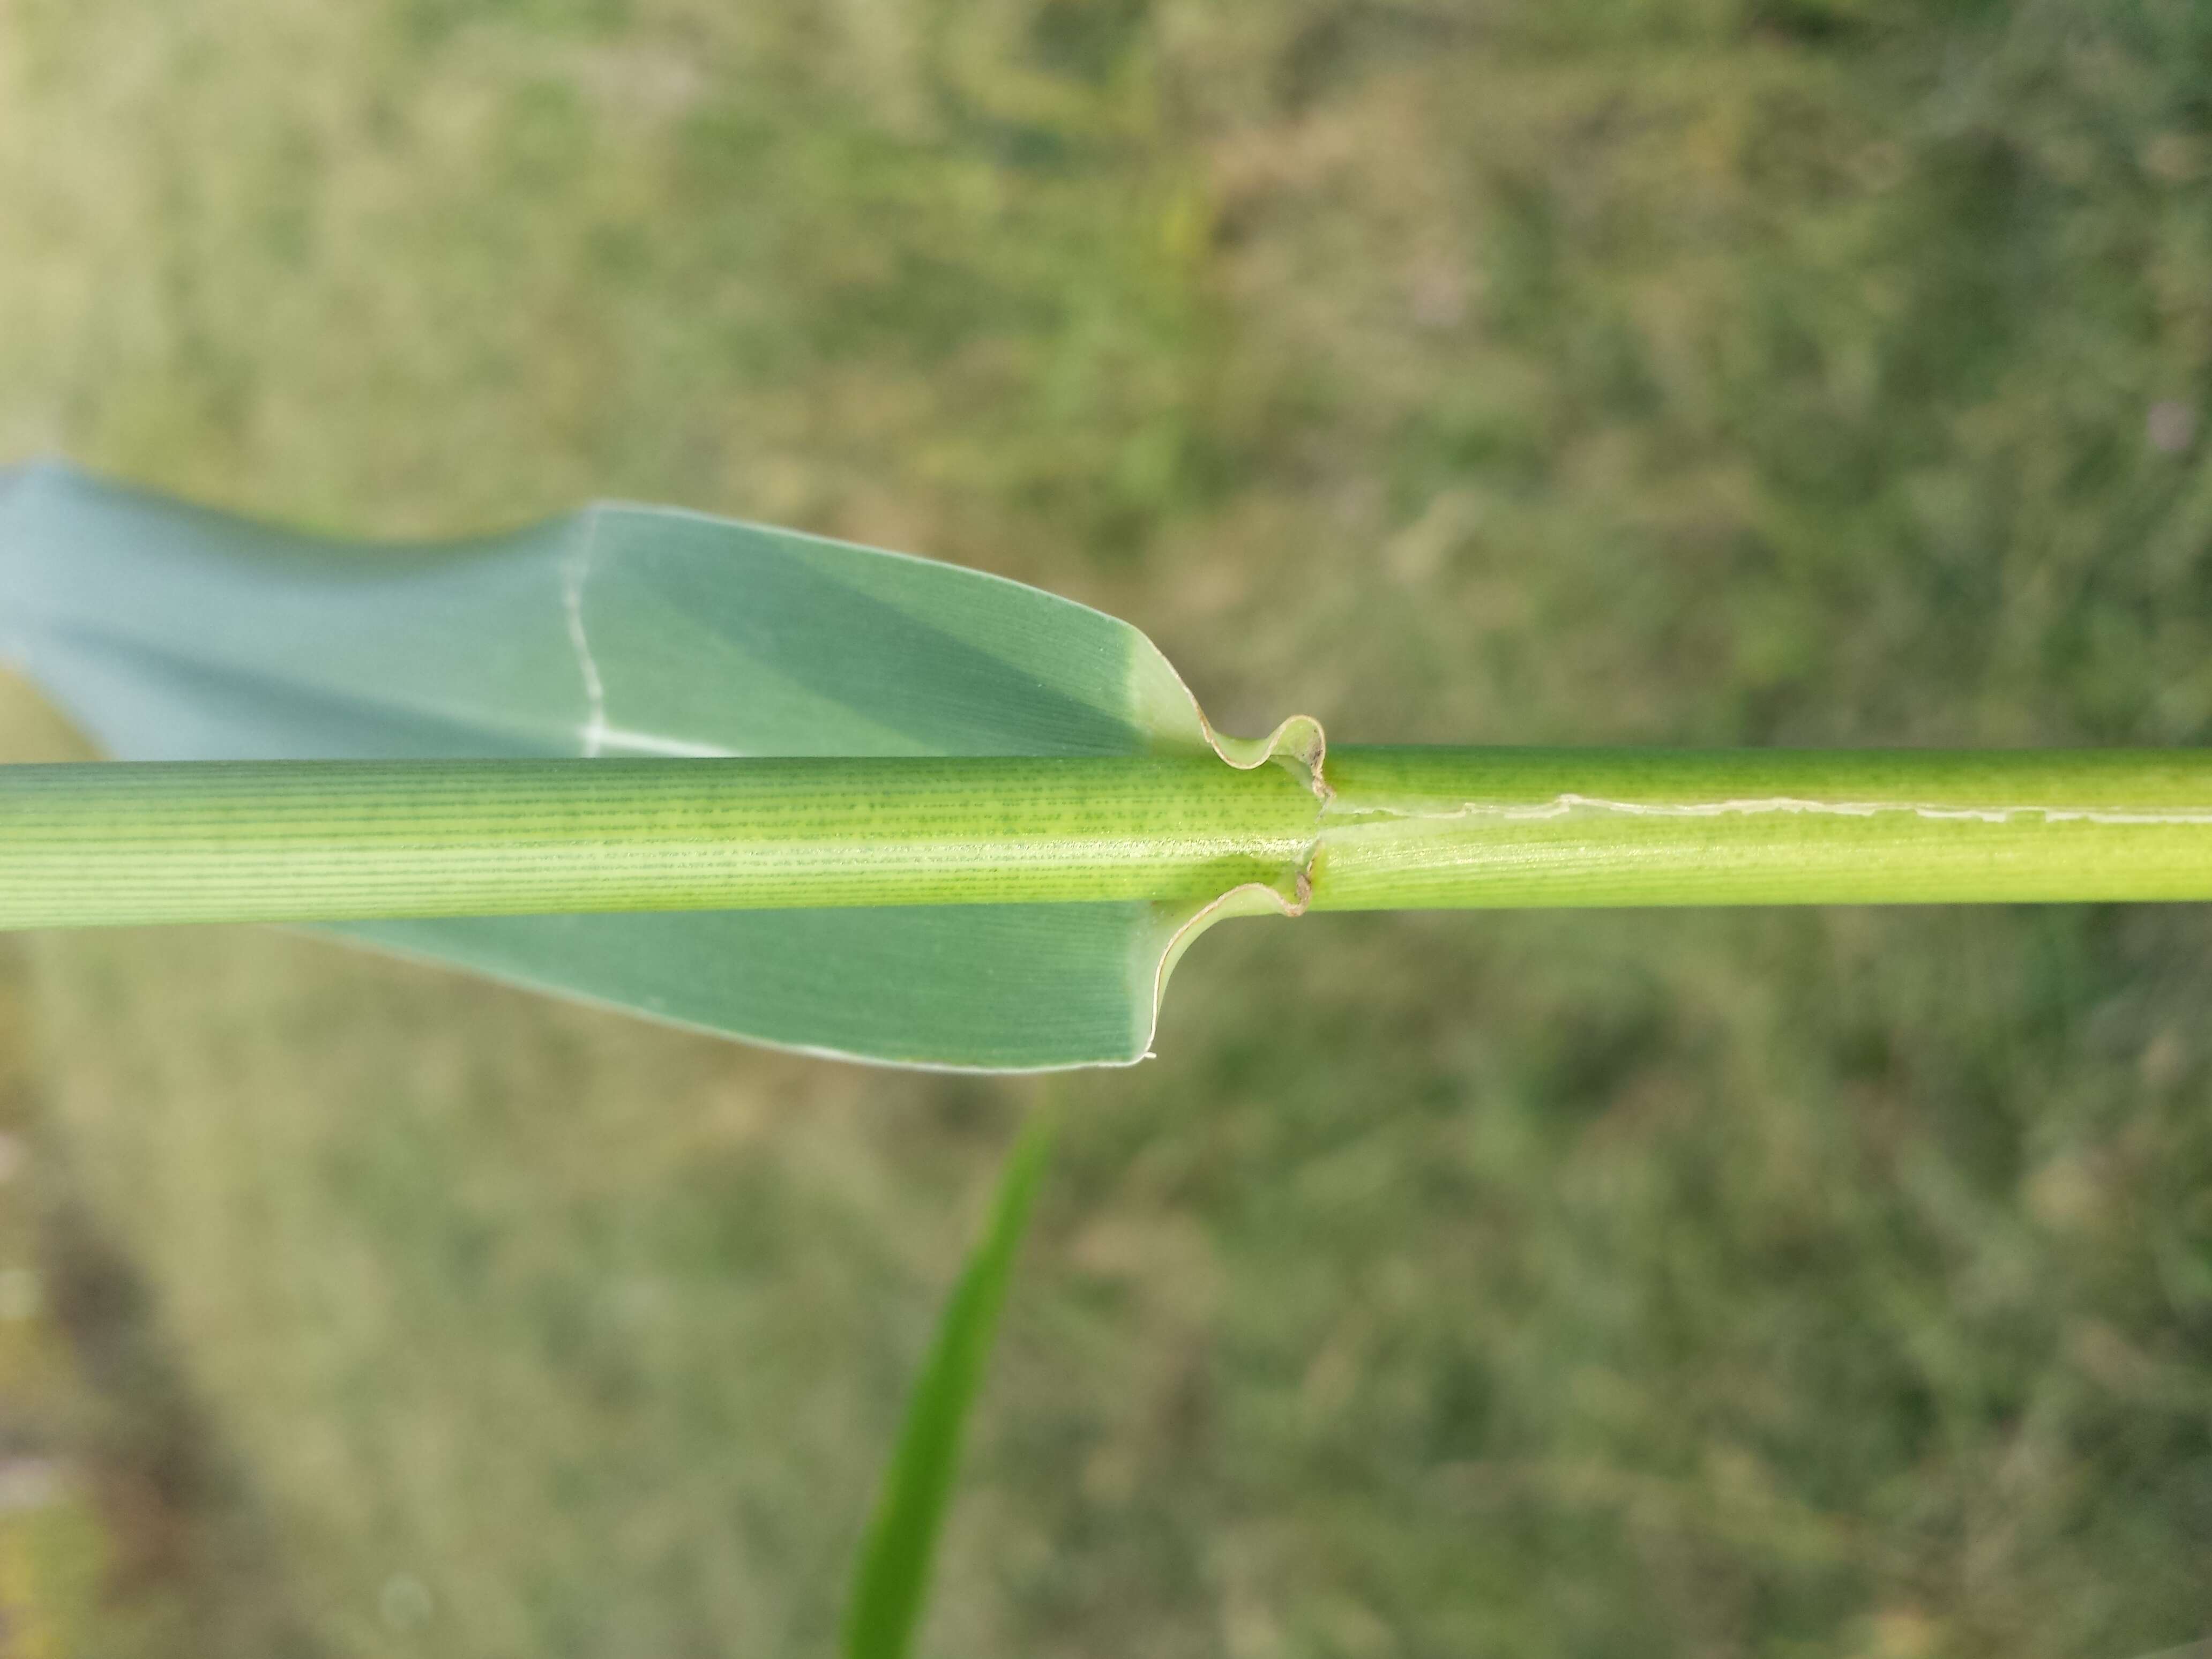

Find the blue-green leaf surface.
xmin=0 ymin=461 xmax=1304 ymax=1067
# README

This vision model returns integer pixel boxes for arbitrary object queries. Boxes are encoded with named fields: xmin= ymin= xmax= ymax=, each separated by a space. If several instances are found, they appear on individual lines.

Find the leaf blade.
xmin=842 ymin=1104 xmax=1053 ymax=1659
xmin=0 ymin=462 xmax=1261 ymax=1066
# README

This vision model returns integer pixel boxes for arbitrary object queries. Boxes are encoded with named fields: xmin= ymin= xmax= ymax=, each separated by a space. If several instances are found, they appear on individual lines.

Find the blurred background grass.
xmin=1 ymin=0 xmax=2210 ymax=1653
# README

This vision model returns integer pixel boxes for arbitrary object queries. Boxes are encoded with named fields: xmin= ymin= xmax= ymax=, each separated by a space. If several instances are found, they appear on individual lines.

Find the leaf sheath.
xmin=0 ymin=758 xmax=1318 ymax=926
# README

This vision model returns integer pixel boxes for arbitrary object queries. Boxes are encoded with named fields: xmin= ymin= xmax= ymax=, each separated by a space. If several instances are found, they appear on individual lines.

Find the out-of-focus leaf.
xmin=0 ymin=462 xmax=1314 ymax=1067
xmin=841 ymin=1103 xmax=1053 ymax=1659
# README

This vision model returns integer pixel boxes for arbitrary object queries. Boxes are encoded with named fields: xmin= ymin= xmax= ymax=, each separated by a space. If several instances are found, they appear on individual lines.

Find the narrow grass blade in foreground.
xmin=842 ymin=1105 xmax=1053 ymax=1659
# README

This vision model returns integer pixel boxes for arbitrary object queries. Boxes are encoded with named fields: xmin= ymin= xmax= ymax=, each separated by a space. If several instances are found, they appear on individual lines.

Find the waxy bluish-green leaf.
xmin=0 ymin=462 xmax=1312 ymax=1068
xmin=20 ymin=465 xmax=2204 ymax=1070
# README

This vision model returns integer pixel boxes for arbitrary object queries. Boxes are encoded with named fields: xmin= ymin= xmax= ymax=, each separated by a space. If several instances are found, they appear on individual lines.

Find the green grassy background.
xmin=2 ymin=0 xmax=2211 ymax=1653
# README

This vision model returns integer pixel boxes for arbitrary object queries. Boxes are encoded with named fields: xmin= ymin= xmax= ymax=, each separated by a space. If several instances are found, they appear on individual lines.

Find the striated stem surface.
xmin=5 ymin=747 xmax=2212 ymax=929
xmin=0 ymin=757 xmax=1316 ymax=926
xmin=1311 ymin=746 xmax=2212 ymax=909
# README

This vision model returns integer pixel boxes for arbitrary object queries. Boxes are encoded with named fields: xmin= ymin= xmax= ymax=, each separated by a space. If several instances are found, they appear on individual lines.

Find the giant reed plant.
xmin=7 ymin=460 xmax=2212 ymax=1654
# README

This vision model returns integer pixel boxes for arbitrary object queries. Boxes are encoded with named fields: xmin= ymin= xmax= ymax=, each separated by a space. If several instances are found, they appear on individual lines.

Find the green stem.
xmin=5 ymin=747 xmax=2212 ymax=929
xmin=0 ymin=757 xmax=1316 ymax=926
xmin=1312 ymin=747 xmax=2212 ymax=909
